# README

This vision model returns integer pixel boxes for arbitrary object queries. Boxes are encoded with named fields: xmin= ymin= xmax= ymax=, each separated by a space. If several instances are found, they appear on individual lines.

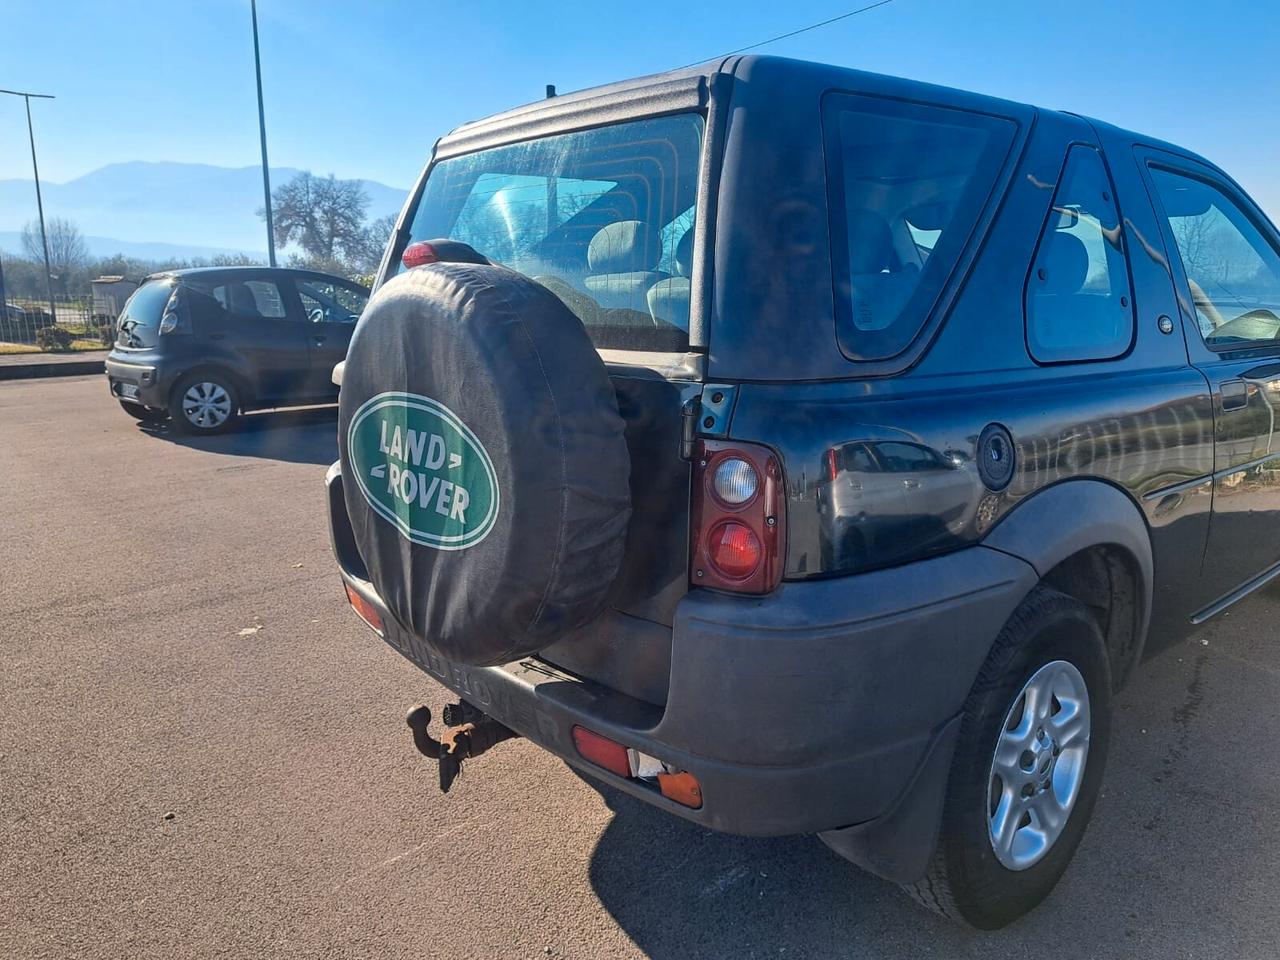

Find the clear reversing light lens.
xmin=713 ymin=458 xmax=758 ymax=505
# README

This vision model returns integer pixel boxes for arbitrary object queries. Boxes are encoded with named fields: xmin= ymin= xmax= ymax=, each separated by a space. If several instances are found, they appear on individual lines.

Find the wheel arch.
xmin=982 ymin=479 xmax=1153 ymax=689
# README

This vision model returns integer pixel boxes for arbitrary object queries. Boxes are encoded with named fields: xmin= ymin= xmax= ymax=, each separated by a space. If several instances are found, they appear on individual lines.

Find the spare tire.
xmin=338 ymin=263 xmax=632 ymax=666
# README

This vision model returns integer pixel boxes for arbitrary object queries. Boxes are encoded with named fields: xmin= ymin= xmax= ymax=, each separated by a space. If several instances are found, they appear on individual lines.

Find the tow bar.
xmin=405 ymin=702 xmax=519 ymax=793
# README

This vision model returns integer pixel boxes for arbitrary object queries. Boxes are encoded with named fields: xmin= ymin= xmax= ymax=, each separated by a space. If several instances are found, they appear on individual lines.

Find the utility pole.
xmin=0 ymin=88 xmax=57 ymax=323
xmin=250 ymin=0 xmax=277 ymax=267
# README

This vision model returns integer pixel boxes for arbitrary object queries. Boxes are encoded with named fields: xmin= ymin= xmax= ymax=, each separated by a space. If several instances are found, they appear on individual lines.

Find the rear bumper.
xmin=105 ymin=354 xmax=168 ymax=407
xmin=326 ymin=460 xmax=1038 ymax=854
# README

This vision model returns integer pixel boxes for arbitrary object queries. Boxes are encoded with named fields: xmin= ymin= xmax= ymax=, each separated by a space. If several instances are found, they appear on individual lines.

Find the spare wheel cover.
xmin=338 ymin=263 xmax=632 ymax=666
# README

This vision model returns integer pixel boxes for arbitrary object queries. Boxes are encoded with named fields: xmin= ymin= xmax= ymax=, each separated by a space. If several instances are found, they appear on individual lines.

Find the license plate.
xmin=118 ymin=383 xmax=140 ymax=399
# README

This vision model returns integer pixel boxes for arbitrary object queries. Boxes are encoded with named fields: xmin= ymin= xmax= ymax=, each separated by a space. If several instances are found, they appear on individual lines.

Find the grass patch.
xmin=0 ymin=340 xmax=106 ymax=355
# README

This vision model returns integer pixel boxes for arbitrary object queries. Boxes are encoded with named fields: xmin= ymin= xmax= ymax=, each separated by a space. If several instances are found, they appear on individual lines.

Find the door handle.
xmin=1221 ymin=380 xmax=1248 ymax=411
xmin=312 ymin=335 xmax=327 ymax=346
xmin=902 ymin=479 xmax=920 ymax=490
xmin=208 ymin=332 xmax=226 ymax=340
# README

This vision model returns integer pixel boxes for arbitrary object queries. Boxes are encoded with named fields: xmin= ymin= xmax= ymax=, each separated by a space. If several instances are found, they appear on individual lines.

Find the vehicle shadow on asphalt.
xmin=579 ymin=636 xmax=1278 ymax=958
xmin=140 ymin=406 xmax=338 ymax=466
xmin=584 ymin=783 xmax=958 ymax=957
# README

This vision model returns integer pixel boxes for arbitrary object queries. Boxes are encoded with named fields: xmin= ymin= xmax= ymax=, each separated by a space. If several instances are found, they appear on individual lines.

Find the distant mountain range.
xmin=0 ymin=161 xmax=408 ymax=260
xmin=0 ymin=231 xmax=268 ymax=263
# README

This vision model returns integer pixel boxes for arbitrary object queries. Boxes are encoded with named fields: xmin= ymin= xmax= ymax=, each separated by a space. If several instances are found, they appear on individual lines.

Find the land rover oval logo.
xmin=348 ymin=392 xmax=499 ymax=550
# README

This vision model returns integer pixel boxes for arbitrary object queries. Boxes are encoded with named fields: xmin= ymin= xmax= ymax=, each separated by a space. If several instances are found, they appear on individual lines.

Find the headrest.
xmin=588 ymin=220 xmax=660 ymax=274
xmin=674 ymin=229 xmax=695 ymax=277
xmin=227 ymin=282 xmax=258 ymax=315
xmin=1157 ymin=178 xmax=1214 ymax=218
xmin=904 ymin=202 xmax=953 ymax=231
xmin=1039 ymin=231 xmax=1090 ymax=295
xmin=846 ymin=209 xmax=897 ymax=274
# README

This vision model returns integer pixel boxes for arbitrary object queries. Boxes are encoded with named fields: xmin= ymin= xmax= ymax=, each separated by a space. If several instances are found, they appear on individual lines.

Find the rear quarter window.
xmin=1025 ymin=144 xmax=1134 ymax=363
xmin=822 ymin=94 xmax=1017 ymax=361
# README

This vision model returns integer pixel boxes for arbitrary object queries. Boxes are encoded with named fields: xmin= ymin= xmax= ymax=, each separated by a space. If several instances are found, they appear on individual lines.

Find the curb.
xmin=0 ymin=357 xmax=106 ymax=381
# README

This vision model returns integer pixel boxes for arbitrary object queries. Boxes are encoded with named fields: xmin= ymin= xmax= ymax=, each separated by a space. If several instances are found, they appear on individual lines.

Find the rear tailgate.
xmin=540 ymin=356 xmax=702 ymax=705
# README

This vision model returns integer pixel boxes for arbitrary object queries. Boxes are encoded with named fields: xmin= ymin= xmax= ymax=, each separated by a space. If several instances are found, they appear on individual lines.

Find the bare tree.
xmin=348 ymin=214 xmax=398 ymax=273
xmin=21 ymin=217 xmax=89 ymax=278
xmin=260 ymin=172 xmax=369 ymax=263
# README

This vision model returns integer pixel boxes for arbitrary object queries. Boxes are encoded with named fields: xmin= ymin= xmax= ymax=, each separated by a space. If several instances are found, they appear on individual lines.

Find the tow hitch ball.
xmin=405 ymin=703 xmax=518 ymax=793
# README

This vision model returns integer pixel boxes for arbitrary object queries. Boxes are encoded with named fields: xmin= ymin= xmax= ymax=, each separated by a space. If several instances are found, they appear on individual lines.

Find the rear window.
xmin=823 ymin=95 xmax=1017 ymax=361
xmin=118 ymin=278 xmax=177 ymax=327
xmin=400 ymin=113 xmax=705 ymax=351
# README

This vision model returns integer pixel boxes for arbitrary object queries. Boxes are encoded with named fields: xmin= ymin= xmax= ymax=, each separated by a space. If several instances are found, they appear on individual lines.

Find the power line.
xmin=680 ymin=0 xmax=901 ymax=69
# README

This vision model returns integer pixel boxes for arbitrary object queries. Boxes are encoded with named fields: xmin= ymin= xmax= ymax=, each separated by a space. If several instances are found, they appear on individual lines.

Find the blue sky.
xmin=2 ymin=0 xmax=1280 ymax=213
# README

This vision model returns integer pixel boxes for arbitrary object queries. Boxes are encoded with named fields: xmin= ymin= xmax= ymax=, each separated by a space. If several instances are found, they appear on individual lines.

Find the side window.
xmin=831 ymin=442 xmax=878 ymax=473
xmin=873 ymin=442 xmax=945 ymax=472
xmin=823 ymin=94 xmax=1017 ymax=362
xmin=1150 ymin=168 xmax=1280 ymax=348
xmin=1025 ymin=145 xmax=1133 ymax=363
xmin=297 ymin=279 xmax=368 ymax=323
xmin=212 ymin=279 xmax=288 ymax=320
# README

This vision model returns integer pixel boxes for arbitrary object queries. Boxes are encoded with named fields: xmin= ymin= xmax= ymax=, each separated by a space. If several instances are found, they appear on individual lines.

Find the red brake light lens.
xmin=401 ymin=241 xmax=439 ymax=269
xmin=707 ymin=521 xmax=762 ymax=579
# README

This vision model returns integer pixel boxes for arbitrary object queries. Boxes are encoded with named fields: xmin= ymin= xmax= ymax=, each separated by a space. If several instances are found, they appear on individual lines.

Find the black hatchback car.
xmin=105 ymin=266 xmax=370 ymax=433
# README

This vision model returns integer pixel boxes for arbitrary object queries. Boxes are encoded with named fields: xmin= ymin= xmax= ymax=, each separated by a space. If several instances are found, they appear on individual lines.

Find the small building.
xmin=91 ymin=276 xmax=138 ymax=320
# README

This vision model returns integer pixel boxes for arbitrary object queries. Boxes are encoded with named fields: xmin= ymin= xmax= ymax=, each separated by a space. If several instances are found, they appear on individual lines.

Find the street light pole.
xmin=250 ymin=0 xmax=277 ymax=267
xmin=0 ymin=88 xmax=57 ymax=323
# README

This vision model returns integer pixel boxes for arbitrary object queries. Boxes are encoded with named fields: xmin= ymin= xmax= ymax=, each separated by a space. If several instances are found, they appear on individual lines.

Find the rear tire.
xmin=904 ymin=585 xmax=1112 ymax=929
xmin=118 ymin=401 xmax=167 ymax=424
xmin=169 ymin=371 xmax=240 ymax=435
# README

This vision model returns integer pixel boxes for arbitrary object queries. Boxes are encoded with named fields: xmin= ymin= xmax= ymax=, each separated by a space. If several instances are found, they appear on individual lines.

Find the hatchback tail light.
xmin=690 ymin=440 xmax=784 ymax=593
xmin=157 ymin=287 xmax=185 ymax=335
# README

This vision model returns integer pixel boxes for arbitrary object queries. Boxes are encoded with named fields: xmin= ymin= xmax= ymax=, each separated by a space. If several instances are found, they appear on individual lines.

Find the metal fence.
xmin=0 ymin=295 xmax=111 ymax=348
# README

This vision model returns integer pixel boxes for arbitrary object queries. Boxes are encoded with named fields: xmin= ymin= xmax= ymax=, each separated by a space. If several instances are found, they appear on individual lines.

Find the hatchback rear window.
xmin=119 ymin=279 xmax=177 ymax=327
xmin=400 ymin=113 xmax=705 ymax=351
xmin=823 ymin=94 xmax=1017 ymax=361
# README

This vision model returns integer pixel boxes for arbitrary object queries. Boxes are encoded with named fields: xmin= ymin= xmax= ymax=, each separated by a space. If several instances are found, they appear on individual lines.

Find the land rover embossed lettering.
xmin=347 ymin=392 xmax=498 ymax=550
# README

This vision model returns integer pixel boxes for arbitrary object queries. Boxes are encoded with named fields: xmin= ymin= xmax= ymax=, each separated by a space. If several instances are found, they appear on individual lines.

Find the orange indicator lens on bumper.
xmin=344 ymin=583 xmax=384 ymax=635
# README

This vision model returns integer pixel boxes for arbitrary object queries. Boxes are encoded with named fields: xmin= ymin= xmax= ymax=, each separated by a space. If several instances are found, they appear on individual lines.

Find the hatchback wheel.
xmin=170 ymin=372 xmax=240 ymax=434
xmin=905 ymin=585 xmax=1112 ymax=929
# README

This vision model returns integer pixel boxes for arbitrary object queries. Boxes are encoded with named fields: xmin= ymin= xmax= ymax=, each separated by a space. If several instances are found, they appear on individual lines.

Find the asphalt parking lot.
xmin=4 ymin=374 xmax=1280 ymax=959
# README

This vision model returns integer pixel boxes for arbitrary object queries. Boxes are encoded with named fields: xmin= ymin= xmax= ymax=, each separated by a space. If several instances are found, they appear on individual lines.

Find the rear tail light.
xmin=158 ymin=287 xmax=184 ymax=335
xmin=691 ymin=440 xmax=784 ymax=593
xmin=344 ymin=583 xmax=384 ymax=635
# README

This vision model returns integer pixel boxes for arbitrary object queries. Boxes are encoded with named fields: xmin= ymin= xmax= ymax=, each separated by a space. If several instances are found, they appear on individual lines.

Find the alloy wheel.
xmin=987 ymin=659 xmax=1091 ymax=870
